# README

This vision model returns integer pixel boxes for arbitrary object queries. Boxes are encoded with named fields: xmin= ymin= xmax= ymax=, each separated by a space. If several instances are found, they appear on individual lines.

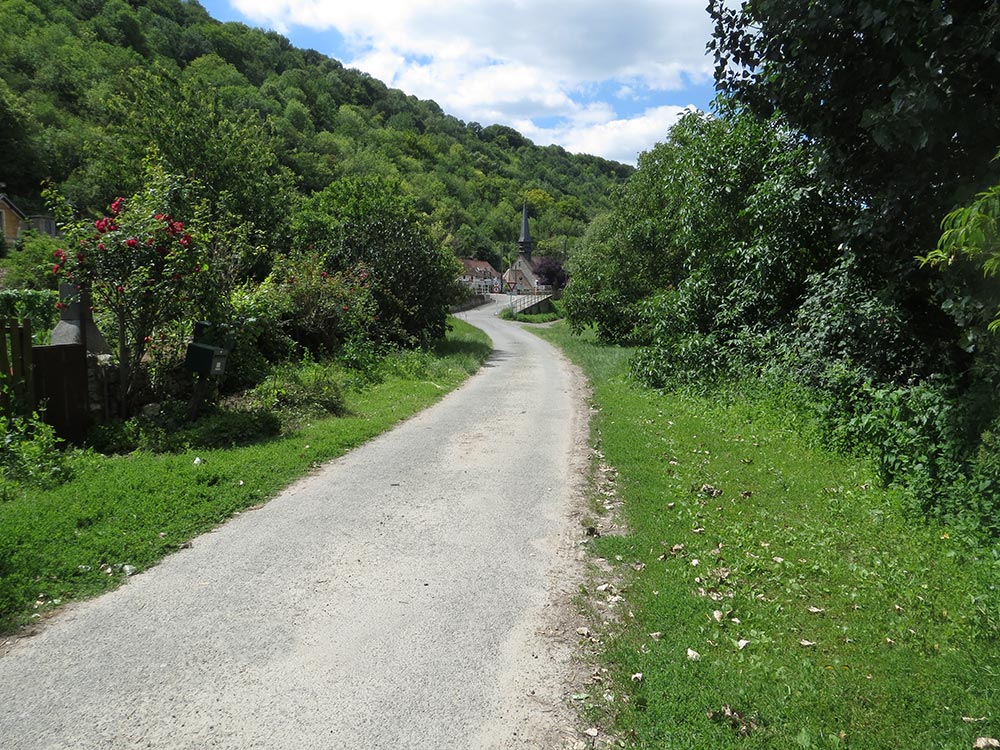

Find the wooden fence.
xmin=1 ymin=319 xmax=90 ymax=441
xmin=0 ymin=318 xmax=34 ymax=416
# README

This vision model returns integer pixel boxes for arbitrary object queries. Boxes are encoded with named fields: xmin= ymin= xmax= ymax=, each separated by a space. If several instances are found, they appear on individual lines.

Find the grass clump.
xmin=535 ymin=321 xmax=1000 ymax=750
xmin=0 ymin=318 xmax=491 ymax=632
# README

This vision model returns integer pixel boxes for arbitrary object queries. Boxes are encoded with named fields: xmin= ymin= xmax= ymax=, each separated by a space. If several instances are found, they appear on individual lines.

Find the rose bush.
xmin=47 ymin=161 xmax=209 ymax=414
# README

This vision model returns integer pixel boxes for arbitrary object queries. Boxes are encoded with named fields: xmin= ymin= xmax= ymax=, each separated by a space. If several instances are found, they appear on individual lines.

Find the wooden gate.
xmin=33 ymin=344 xmax=88 ymax=442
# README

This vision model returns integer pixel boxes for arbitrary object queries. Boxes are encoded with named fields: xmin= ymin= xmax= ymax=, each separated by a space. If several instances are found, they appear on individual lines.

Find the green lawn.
xmin=0 ymin=318 xmax=491 ymax=633
xmin=535 ymin=322 xmax=1000 ymax=750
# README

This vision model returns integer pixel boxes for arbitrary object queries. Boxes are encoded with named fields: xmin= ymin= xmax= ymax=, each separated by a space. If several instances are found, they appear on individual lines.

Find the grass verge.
xmin=535 ymin=321 xmax=1000 ymax=750
xmin=0 ymin=318 xmax=491 ymax=633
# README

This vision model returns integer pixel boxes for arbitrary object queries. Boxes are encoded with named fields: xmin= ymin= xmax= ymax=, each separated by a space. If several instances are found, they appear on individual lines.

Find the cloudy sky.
xmin=199 ymin=1 xmax=718 ymax=164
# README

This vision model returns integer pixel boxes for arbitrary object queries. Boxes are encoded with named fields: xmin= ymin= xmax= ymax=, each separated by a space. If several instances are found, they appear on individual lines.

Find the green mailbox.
xmin=184 ymin=322 xmax=229 ymax=377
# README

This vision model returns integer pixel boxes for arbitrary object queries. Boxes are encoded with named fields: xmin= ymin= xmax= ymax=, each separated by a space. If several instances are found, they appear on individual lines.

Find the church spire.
xmin=518 ymin=202 xmax=533 ymax=260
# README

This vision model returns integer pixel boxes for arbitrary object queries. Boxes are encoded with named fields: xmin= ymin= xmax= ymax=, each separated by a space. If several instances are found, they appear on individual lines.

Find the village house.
xmin=0 ymin=194 xmax=27 ymax=249
xmin=459 ymin=258 xmax=500 ymax=295
xmin=0 ymin=193 xmax=59 ymax=250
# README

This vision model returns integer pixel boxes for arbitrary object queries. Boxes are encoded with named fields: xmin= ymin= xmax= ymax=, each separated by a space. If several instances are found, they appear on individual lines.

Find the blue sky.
xmin=199 ymin=0 xmax=718 ymax=164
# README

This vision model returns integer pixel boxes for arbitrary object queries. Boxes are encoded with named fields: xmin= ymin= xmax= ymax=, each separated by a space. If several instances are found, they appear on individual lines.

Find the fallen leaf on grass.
xmin=772 ymin=556 xmax=785 ymax=564
xmin=737 ymin=639 xmax=750 ymax=650
xmin=687 ymin=648 xmax=701 ymax=661
xmin=808 ymin=606 xmax=825 ymax=614
xmin=713 ymin=610 xmax=724 ymax=623
xmin=974 ymin=739 xmax=1000 ymax=749
xmin=692 ymin=527 xmax=706 ymax=534
xmin=649 ymin=632 xmax=663 ymax=640
xmin=576 ymin=627 xmax=592 ymax=637
xmin=631 ymin=672 xmax=643 ymax=682
xmin=584 ymin=727 xmax=599 ymax=738
xmin=799 ymin=640 xmax=817 ymax=647
xmin=707 ymin=704 xmax=760 ymax=737
xmin=964 ymin=717 xmax=988 ymax=724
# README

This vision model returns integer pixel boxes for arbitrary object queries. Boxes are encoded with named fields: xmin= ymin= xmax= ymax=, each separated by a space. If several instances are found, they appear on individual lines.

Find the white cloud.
xmin=520 ymin=105 xmax=695 ymax=165
xmin=229 ymin=0 xmax=713 ymax=162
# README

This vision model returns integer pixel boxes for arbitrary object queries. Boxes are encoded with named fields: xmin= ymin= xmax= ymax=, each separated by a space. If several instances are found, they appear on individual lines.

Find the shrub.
xmin=291 ymin=177 xmax=461 ymax=346
xmin=46 ymin=160 xmax=210 ymax=414
xmin=259 ymin=252 xmax=377 ymax=357
xmin=249 ymin=360 xmax=347 ymax=416
xmin=786 ymin=255 xmax=921 ymax=385
xmin=0 ymin=230 xmax=62 ymax=291
xmin=0 ymin=411 xmax=70 ymax=498
xmin=0 ymin=289 xmax=58 ymax=341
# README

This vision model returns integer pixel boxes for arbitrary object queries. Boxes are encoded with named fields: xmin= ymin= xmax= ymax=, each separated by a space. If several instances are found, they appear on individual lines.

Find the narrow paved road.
xmin=0 ymin=298 xmax=588 ymax=749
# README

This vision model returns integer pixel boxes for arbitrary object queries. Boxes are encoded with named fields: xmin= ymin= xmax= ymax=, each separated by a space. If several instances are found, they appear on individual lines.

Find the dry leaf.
xmin=713 ymin=610 xmax=724 ymax=623
xmin=973 ymin=739 xmax=1000 ymax=749
xmin=576 ymin=627 xmax=592 ymax=637
xmin=799 ymin=639 xmax=817 ymax=647
xmin=737 ymin=639 xmax=750 ymax=650
xmin=584 ymin=727 xmax=599 ymax=738
xmin=692 ymin=527 xmax=706 ymax=534
xmin=808 ymin=606 xmax=825 ymax=614
xmin=964 ymin=717 xmax=988 ymax=724
xmin=691 ymin=559 xmax=700 ymax=567
xmin=649 ymin=632 xmax=663 ymax=640
xmin=631 ymin=672 xmax=644 ymax=682
xmin=772 ymin=556 xmax=785 ymax=564
xmin=687 ymin=648 xmax=701 ymax=661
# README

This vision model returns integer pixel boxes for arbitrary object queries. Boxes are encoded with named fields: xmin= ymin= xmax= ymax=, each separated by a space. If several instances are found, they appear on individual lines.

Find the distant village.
xmin=457 ymin=203 xmax=562 ymax=296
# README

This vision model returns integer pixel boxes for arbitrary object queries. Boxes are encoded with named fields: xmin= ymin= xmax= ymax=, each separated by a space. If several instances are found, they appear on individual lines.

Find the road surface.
xmin=0 ymin=297 xmax=589 ymax=749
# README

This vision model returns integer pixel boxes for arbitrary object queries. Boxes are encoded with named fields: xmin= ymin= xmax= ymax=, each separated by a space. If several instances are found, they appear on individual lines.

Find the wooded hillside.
xmin=0 ymin=0 xmax=631 ymax=269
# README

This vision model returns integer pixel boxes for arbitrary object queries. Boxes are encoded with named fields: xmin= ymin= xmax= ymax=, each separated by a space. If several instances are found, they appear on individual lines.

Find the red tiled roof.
xmin=460 ymin=258 xmax=498 ymax=275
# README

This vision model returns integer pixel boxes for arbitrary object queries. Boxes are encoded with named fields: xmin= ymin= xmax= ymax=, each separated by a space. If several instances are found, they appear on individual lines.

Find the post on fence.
xmin=0 ymin=319 xmax=9 ymax=414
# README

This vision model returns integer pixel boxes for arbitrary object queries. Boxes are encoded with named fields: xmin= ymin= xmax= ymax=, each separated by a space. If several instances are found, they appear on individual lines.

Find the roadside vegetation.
xmin=537 ymin=322 xmax=1000 ymax=749
xmin=545 ymin=6 xmax=1000 ymax=746
xmin=0 ymin=318 xmax=490 ymax=634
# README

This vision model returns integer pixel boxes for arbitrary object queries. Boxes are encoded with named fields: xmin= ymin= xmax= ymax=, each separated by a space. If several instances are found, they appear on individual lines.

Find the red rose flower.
xmin=126 ymin=238 xmax=138 ymax=248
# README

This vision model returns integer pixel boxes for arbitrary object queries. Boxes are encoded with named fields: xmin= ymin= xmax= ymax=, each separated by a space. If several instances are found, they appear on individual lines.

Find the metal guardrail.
xmin=507 ymin=294 xmax=553 ymax=315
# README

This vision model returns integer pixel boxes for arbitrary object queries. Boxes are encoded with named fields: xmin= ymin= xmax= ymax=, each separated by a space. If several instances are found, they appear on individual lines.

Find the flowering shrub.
xmin=46 ymin=163 xmax=208 ymax=413
xmin=259 ymin=251 xmax=377 ymax=357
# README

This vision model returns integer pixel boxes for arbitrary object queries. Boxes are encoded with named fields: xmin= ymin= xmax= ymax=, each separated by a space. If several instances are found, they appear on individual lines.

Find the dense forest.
xmin=0 ymin=0 xmax=631 ymax=271
xmin=566 ymin=1 xmax=1000 ymax=537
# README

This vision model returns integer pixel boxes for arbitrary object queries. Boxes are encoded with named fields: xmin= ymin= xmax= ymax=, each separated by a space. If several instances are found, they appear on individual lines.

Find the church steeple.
xmin=517 ymin=202 xmax=533 ymax=261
